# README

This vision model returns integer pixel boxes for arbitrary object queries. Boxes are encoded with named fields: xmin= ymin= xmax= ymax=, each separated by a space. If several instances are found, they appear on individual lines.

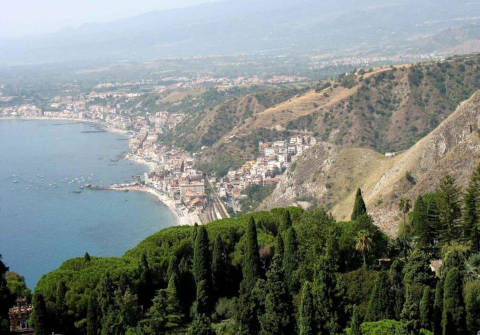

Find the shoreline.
xmin=0 ymin=116 xmax=195 ymax=226
xmin=0 ymin=116 xmax=130 ymax=135
xmin=105 ymin=185 xmax=200 ymax=226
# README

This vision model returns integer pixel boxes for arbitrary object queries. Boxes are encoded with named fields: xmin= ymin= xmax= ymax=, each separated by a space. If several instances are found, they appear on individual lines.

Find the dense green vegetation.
xmin=0 ymin=256 xmax=31 ymax=335
xmin=2 ymin=165 xmax=480 ymax=334
xmin=289 ymin=54 xmax=480 ymax=153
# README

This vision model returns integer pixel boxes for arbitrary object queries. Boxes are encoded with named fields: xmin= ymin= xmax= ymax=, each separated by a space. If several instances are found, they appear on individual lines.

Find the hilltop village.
xmin=0 ymin=82 xmax=313 ymax=224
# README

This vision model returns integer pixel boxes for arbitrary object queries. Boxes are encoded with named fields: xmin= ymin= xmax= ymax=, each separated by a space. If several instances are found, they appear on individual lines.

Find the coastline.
xmin=106 ymin=185 xmax=200 ymax=226
xmin=0 ymin=116 xmax=130 ymax=135
xmin=0 ymin=116 xmax=196 ymax=226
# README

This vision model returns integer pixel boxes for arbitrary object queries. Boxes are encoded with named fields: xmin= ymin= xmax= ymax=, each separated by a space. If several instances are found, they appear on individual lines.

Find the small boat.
xmin=12 ymin=180 xmax=18 ymax=184
xmin=72 ymin=190 xmax=82 ymax=194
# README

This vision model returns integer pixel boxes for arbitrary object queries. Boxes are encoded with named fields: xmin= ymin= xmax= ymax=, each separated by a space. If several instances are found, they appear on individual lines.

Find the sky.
xmin=0 ymin=0 xmax=219 ymax=39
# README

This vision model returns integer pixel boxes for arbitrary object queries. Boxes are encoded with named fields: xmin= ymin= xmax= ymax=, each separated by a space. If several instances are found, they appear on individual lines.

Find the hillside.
xmin=29 ymin=197 xmax=480 ymax=334
xmin=175 ymin=54 xmax=480 ymax=176
xmin=262 ymin=89 xmax=480 ymax=236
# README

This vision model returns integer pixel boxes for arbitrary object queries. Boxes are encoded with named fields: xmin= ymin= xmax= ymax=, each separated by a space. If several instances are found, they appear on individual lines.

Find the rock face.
xmin=262 ymin=90 xmax=480 ymax=236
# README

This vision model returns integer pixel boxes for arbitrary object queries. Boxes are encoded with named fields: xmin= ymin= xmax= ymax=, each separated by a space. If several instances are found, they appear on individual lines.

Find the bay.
xmin=0 ymin=120 xmax=175 ymax=288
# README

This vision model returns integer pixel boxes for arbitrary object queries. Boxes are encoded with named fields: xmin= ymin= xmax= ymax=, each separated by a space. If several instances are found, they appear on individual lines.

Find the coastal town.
xmin=0 ymin=80 xmax=316 ymax=225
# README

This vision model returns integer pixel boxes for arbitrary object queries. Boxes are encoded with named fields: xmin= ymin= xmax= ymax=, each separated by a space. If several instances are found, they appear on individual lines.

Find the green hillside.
xmin=20 ymin=165 xmax=480 ymax=335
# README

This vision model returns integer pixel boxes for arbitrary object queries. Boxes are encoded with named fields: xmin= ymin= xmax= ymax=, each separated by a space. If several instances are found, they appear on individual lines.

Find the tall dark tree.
xmin=433 ymin=279 xmax=444 ymax=335
xmin=399 ymin=197 xmax=412 ymax=258
xmin=280 ymin=210 xmax=293 ymax=232
xmin=55 ymin=281 xmax=68 ymax=333
xmin=442 ymin=267 xmax=466 ymax=335
xmin=97 ymin=272 xmax=115 ymax=317
xmin=350 ymin=306 xmax=362 ymax=335
xmin=419 ymin=286 xmax=433 ymax=331
xmin=138 ymin=274 xmax=183 ymax=334
xmin=211 ymin=235 xmax=228 ymax=299
xmin=87 ymin=294 xmax=99 ymax=335
xmin=193 ymin=227 xmax=211 ymax=285
xmin=401 ymin=284 xmax=421 ymax=335
xmin=465 ymin=280 xmax=480 ymax=335
xmin=412 ymin=194 xmax=439 ymax=253
xmin=242 ymin=217 xmax=261 ymax=293
xmin=259 ymin=254 xmax=295 ymax=335
xmin=276 ymin=234 xmax=284 ymax=261
xmin=463 ymin=168 xmax=480 ymax=252
xmin=138 ymin=254 xmax=154 ymax=309
xmin=32 ymin=292 xmax=48 ymax=335
xmin=283 ymin=227 xmax=298 ymax=292
xmin=164 ymin=273 xmax=184 ymax=328
xmin=235 ymin=279 xmax=266 ymax=335
xmin=437 ymin=175 xmax=462 ymax=244
xmin=390 ymin=259 xmax=405 ymax=320
xmin=351 ymin=188 xmax=367 ymax=220
xmin=312 ymin=255 xmax=345 ymax=335
xmin=193 ymin=227 xmax=211 ymax=314
xmin=84 ymin=252 xmax=91 ymax=262
xmin=298 ymin=282 xmax=314 ymax=335
xmin=365 ymin=271 xmax=394 ymax=321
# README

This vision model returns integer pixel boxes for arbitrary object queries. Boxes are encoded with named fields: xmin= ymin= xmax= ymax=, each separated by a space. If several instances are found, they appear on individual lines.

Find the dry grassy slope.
xmin=262 ymin=90 xmax=480 ymax=237
xmin=230 ymin=68 xmax=389 ymax=135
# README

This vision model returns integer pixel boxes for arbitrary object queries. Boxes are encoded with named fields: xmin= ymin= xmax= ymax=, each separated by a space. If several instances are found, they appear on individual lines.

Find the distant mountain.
xmin=2 ymin=0 xmax=480 ymax=65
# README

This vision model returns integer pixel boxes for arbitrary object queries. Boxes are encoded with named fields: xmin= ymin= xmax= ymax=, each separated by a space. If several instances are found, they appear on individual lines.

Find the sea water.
xmin=0 ymin=120 xmax=175 ymax=288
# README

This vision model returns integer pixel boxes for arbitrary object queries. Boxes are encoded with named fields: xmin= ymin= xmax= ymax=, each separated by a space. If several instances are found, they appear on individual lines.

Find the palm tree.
xmin=355 ymin=230 xmax=372 ymax=266
xmin=399 ymin=198 xmax=411 ymax=258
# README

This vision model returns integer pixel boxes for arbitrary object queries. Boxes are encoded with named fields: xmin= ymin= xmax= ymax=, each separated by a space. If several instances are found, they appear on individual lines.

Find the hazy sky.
xmin=0 ymin=0 xmax=219 ymax=39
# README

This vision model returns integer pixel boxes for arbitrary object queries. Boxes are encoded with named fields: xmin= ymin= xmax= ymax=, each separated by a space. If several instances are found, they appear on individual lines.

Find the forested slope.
xmin=29 ymin=165 xmax=480 ymax=334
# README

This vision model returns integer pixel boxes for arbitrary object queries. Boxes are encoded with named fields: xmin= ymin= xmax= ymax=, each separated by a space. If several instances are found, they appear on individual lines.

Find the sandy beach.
xmin=107 ymin=185 xmax=200 ymax=226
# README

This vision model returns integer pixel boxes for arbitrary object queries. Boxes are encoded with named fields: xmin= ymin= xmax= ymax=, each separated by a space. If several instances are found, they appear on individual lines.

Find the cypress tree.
xmin=280 ymin=210 xmax=292 ymax=232
xmin=433 ymin=279 xmax=444 ymax=335
xmin=298 ymin=282 xmax=314 ymax=335
xmin=365 ymin=272 xmax=394 ymax=321
xmin=350 ymin=306 xmax=362 ymax=335
xmin=312 ymin=255 xmax=344 ymax=335
xmin=165 ymin=273 xmax=183 ymax=328
xmin=138 ymin=253 xmax=154 ymax=309
xmin=437 ymin=175 xmax=462 ymax=245
xmin=419 ymin=286 xmax=433 ymax=331
xmin=401 ymin=284 xmax=421 ymax=335
xmin=33 ymin=292 xmax=48 ymax=335
xmin=211 ymin=235 xmax=227 ymax=299
xmin=390 ymin=259 xmax=405 ymax=320
xmin=193 ymin=226 xmax=211 ymax=314
xmin=442 ymin=267 xmax=466 ymax=335
xmin=351 ymin=188 xmax=367 ymax=220
xmin=87 ymin=294 xmax=98 ymax=335
xmin=465 ymin=280 xmax=480 ymax=335
xmin=463 ymin=178 xmax=480 ymax=252
xmin=412 ymin=195 xmax=438 ymax=252
xmin=192 ymin=223 xmax=199 ymax=243
xmin=259 ymin=254 xmax=294 ymax=335
xmin=193 ymin=226 xmax=211 ymax=285
xmin=276 ymin=234 xmax=284 ymax=261
xmin=283 ymin=227 xmax=298 ymax=292
xmin=242 ymin=217 xmax=261 ymax=293
xmin=55 ymin=281 xmax=68 ymax=333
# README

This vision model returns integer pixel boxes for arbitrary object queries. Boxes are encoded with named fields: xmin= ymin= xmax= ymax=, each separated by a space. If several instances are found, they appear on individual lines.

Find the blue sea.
xmin=0 ymin=120 xmax=175 ymax=288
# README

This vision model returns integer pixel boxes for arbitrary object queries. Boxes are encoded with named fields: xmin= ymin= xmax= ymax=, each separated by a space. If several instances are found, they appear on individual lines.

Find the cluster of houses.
xmin=142 ymin=149 xmax=207 ymax=211
xmin=215 ymin=135 xmax=316 ymax=201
